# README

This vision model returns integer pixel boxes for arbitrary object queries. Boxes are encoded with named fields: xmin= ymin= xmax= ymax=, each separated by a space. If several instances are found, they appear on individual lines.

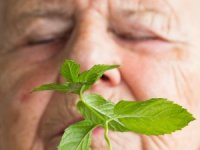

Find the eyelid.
xmin=28 ymin=36 xmax=58 ymax=46
xmin=110 ymin=25 xmax=160 ymax=42
xmin=27 ymin=18 xmax=73 ymax=34
xmin=118 ymin=33 xmax=159 ymax=41
xmin=27 ymin=31 xmax=70 ymax=47
xmin=25 ymin=19 xmax=73 ymax=40
xmin=25 ymin=19 xmax=74 ymax=46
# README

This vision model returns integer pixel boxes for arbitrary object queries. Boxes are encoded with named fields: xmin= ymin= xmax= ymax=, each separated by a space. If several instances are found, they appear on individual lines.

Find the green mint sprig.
xmin=33 ymin=60 xmax=195 ymax=150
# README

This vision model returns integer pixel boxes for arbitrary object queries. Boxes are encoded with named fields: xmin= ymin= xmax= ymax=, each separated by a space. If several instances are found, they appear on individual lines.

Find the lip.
xmin=55 ymin=116 xmax=84 ymax=137
xmin=53 ymin=89 xmax=118 ymax=138
xmin=93 ymin=127 xmax=104 ymax=136
xmin=55 ymin=119 xmax=105 ymax=139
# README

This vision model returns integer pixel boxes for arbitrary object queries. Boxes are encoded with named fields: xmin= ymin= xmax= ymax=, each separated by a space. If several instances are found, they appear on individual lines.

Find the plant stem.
xmin=104 ymin=121 xmax=112 ymax=150
xmin=79 ymin=85 xmax=85 ymax=101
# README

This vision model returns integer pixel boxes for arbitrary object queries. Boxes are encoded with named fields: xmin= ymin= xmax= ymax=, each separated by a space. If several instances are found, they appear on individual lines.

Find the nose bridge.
xmin=61 ymin=9 xmax=122 ymax=94
xmin=65 ymin=10 xmax=119 ymax=70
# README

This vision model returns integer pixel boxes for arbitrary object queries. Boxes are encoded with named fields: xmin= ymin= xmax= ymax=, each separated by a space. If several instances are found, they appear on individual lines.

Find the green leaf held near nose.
xmin=34 ymin=59 xmax=119 ymax=93
xmin=60 ymin=60 xmax=80 ymax=82
xmin=113 ymin=99 xmax=195 ymax=135
xmin=77 ymin=94 xmax=128 ymax=132
xmin=32 ymin=82 xmax=84 ymax=93
xmin=58 ymin=120 xmax=96 ymax=150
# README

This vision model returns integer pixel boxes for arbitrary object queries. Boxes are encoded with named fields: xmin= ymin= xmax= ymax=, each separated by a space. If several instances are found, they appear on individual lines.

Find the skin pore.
xmin=0 ymin=0 xmax=200 ymax=150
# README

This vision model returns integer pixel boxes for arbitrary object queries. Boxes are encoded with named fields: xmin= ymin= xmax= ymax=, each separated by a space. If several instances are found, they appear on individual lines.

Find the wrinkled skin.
xmin=0 ymin=0 xmax=200 ymax=150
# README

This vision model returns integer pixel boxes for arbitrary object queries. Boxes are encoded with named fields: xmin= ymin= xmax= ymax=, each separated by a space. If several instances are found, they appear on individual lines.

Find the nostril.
xmin=101 ymin=74 xmax=110 ymax=82
xmin=99 ymin=69 xmax=121 ymax=86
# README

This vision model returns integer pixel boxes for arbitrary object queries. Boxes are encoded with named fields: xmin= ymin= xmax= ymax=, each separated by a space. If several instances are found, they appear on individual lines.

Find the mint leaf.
xmin=78 ymin=65 xmax=119 ymax=91
xmin=60 ymin=60 xmax=80 ymax=82
xmin=58 ymin=120 xmax=96 ymax=150
xmin=114 ymin=99 xmax=195 ymax=135
xmin=32 ymin=82 xmax=83 ymax=93
xmin=77 ymin=94 xmax=128 ymax=132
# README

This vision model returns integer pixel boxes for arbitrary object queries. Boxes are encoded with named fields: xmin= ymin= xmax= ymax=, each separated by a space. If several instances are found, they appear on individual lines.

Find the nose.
xmin=63 ymin=10 xmax=121 ymax=93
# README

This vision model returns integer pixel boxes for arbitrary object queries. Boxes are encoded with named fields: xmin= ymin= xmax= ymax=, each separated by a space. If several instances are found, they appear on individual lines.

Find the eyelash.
xmin=28 ymin=29 xmax=73 ymax=46
xmin=110 ymin=26 xmax=159 ymax=43
xmin=27 ymin=30 xmax=157 ymax=48
xmin=28 ymin=38 xmax=55 ymax=46
xmin=27 ymin=37 xmax=61 ymax=46
xmin=118 ymin=33 xmax=158 ymax=41
xmin=27 ymin=29 xmax=74 ymax=48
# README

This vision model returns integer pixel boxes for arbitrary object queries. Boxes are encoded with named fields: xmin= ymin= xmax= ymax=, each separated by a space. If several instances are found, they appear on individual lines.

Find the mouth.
xmin=56 ymin=118 xmax=105 ymax=138
xmin=55 ymin=116 xmax=84 ymax=137
xmin=93 ymin=127 xmax=104 ymax=136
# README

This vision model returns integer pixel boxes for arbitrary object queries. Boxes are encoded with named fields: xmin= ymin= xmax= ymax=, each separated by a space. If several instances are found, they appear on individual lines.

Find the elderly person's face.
xmin=0 ymin=0 xmax=200 ymax=150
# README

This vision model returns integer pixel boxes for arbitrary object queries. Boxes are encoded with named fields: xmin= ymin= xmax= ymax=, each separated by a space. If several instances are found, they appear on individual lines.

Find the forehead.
xmin=4 ymin=0 xmax=172 ymax=20
xmin=4 ymin=0 xmax=75 ymax=21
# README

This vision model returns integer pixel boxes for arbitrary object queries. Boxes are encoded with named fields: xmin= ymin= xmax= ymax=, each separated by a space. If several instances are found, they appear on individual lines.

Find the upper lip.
xmin=53 ymin=91 xmax=117 ymax=137
xmin=55 ymin=116 xmax=84 ymax=137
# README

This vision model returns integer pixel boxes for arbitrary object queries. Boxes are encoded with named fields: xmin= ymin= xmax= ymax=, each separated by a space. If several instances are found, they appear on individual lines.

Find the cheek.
xmin=0 ymin=57 xmax=61 ymax=148
xmin=0 ymin=54 xmax=59 ymax=102
xmin=120 ymin=52 xmax=181 ymax=102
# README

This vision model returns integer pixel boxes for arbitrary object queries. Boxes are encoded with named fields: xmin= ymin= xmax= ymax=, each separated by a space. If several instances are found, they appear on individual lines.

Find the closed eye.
xmin=27 ymin=35 xmax=67 ymax=46
xmin=117 ymin=33 xmax=160 ymax=42
xmin=28 ymin=37 xmax=58 ymax=46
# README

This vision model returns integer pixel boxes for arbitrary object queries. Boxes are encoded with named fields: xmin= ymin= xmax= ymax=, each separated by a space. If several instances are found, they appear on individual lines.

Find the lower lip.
xmin=56 ymin=127 xmax=104 ymax=139
xmin=93 ymin=127 xmax=104 ymax=136
xmin=56 ymin=118 xmax=84 ymax=137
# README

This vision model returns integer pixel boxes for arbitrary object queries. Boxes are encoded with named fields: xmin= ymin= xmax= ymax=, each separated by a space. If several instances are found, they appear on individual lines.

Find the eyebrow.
xmin=17 ymin=7 xmax=72 ymax=23
xmin=9 ymin=6 xmax=73 ymax=43
xmin=110 ymin=0 xmax=176 ymax=18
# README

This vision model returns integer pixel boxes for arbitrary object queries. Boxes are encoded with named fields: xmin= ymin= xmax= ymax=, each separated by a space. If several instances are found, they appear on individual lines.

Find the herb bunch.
xmin=33 ymin=60 xmax=195 ymax=150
